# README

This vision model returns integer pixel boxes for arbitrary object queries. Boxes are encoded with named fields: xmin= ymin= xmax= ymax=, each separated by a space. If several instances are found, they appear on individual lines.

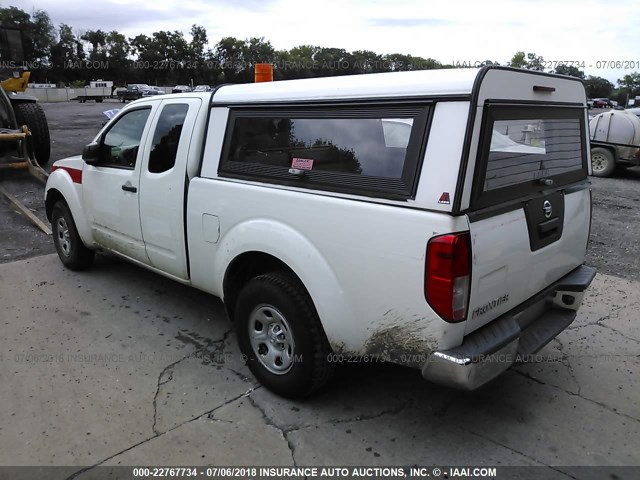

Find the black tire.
xmin=591 ymin=147 xmax=616 ymax=177
xmin=235 ymin=271 xmax=334 ymax=398
xmin=13 ymin=102 xmax=51 ymax=165
xmin=51 ymin=201 xmax=95 ymax=270
xmin=96 ymin=98 xmax=103 ymax=103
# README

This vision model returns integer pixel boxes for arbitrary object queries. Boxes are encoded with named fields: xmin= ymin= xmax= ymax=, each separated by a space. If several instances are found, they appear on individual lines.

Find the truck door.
xmin=138 ymin=97 xmax=203 ymax=280
xmin=83 ymin=106 xmax=154 ymax=264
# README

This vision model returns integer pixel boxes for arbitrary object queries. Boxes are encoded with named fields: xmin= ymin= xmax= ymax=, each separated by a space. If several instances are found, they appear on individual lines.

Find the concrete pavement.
xmin=0 ymin=254 xmax=638 ymax=478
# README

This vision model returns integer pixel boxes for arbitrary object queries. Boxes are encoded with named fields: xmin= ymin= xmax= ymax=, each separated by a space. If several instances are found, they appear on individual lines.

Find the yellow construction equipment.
xmin=0 ymin=24 xmax=52 ymax=234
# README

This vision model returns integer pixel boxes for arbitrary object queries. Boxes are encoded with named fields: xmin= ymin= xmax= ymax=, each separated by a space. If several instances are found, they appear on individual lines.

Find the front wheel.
xmin=235 ymin=271 xmax=334 ymax=398
xmin=591 ymin=147 xmax=616 ymax=177
xmin=51 ymin=201 xmax=95 ymax=270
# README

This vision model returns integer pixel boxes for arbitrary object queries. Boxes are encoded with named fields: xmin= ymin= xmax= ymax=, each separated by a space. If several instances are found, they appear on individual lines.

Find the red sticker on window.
xmin=291 ymin=157 xmax=314 ymax=170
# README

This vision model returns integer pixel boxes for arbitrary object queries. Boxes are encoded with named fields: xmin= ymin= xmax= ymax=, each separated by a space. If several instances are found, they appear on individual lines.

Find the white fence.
xmin=24 ymin=86 xmax=173 ymax=102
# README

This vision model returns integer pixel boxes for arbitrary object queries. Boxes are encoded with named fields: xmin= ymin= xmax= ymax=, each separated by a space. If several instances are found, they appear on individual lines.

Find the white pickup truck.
xmin=45 ymin=67 xmax=596 ymax=397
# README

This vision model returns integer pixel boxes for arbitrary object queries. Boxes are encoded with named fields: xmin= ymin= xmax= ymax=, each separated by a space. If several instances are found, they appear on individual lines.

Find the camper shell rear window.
xmin=218 ymin=104 xmax=431 ymax=199
xmin=472 ymin=105 xmax=587 ymax=209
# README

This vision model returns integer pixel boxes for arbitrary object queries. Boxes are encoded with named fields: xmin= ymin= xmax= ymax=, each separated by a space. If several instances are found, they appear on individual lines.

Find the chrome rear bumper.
xmin=422 ymin=265 xmax=596 ymax=390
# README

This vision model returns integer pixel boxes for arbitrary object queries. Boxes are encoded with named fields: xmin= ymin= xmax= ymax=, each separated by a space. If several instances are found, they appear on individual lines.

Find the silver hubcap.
xmin=55 ymin=217 xmax=72 ymax=256
xmin=592 ymin=154 xmax=607 ymax=172
xmin=248 ymin=304 xmax=295 ymax=375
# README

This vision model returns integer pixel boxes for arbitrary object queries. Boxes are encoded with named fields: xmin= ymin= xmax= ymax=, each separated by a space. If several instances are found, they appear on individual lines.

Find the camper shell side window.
xmin=218 ymin=103 xmax=431 ymax=199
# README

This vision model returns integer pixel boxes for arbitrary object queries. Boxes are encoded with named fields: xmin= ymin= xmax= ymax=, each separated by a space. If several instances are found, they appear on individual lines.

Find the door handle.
xmin=538 ymin=217 xmax=560 ymax=235
xmin=122 ymin=184 xmax=137 ymax=193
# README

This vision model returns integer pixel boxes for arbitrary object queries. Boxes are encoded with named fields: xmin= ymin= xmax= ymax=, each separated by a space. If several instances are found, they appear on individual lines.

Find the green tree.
xmin=187 ymin=25 xmax=209 ymax=83
xmin=104 ymin=31 xmax=130 ymax=85
xmin=129 ymin=30 xmax=190 ymax=84
xmin=554 ymin=64 xmax=585 ymax=79
xmin=274 ymin=45 xmax=319 ymax=80
xmin=81 ymin=30 xmax=107 ymax=61
xmin=343 ymin=50 xmax=387 ymax=75
xmin=212 ymin=36 xmax=275 ymax=83
xmin=584 ymin=76 xmax=614 ymax=98
xmin=508 ymin=51 xmax=545 ymax=71
xmin=213 ymin=36 xmax=246 ymax=82
xmin=617 ymin=72 xmax=640 ymax=98
xmin=29 ymin=9 xmax=55 ymax=62
xmin=128 ymin=34 xmax=150 ymax=59
xmin=49 ymin=23 xmax=83 ymax=84
xmin=508 ymin=51 xmax=527 ymax=68
xmin=0 ymin=6 xmax=55 ymax=80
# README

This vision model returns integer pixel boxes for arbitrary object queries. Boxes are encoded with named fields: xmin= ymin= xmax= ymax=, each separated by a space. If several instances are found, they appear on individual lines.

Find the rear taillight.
xmin=425 ymin=232 xmax=471 ymax=322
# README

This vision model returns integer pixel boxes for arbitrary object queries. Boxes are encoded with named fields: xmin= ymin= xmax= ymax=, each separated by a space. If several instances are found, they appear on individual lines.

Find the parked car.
xmin=118 ymin=84 xmax=149 ymax=102
xmin=592 ymin=98 xmax=612 ymax=108
xmin=172 ymin=85 xmax=192 ymax=93
xmin=193 ymin=85 xmax=212 ymax=92
xmin=143 ymin=86 xmax=164 ymax=96
xmin=45 ymin=67 xmax=595 ymax=397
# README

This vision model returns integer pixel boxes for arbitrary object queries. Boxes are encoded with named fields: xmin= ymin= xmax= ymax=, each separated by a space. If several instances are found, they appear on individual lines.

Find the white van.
xmin=45 ymin=66 xmax=595 ymax=397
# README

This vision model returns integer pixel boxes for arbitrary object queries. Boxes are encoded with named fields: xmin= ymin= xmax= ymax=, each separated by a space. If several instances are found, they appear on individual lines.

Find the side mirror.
xmin=82 ymin=142 xmax=101 ymax=164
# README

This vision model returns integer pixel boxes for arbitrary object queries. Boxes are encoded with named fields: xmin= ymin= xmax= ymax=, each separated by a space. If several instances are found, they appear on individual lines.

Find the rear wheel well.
xmin=223 ymin=252 xmax=297 ymax=321
xmin=45 ymin=189 xmax=65 ymax=221
xmin=591 ymin=144 xmax=616 ymax=156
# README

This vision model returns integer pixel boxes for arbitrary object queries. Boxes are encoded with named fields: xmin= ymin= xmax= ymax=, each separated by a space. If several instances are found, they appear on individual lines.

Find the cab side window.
xmin=102 ymin=108 xmax=151 ymax=169
xmin=148 ymin=104 xmax=189 ymax=173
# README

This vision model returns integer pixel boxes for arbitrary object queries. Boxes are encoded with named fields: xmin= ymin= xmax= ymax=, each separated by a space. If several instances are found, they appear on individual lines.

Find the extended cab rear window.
xmin=218 ymin=105 xmax=430 ymax=199
xmin=473 ymin=105 xmax=587 ymax=208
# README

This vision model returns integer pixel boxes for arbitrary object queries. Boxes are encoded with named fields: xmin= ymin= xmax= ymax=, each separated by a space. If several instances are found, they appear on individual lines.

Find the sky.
xmin=14 ymin=0 xmax=640 ymax=85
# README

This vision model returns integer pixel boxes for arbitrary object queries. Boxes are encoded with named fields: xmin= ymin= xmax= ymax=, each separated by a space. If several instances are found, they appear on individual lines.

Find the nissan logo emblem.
xmin=543 ymin=200 xmax=552 ymax=219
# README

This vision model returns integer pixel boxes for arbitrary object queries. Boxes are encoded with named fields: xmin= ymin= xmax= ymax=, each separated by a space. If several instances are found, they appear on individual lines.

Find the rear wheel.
xmin=234 ymin=271 xmax=334 ymax=398
xmin=51 ymin=201 xmax=95 ymax=270
xmin=13 ymin=102 xmax=51 ymax=165
xmin=591 ymin=147 xmax=615 ymax=177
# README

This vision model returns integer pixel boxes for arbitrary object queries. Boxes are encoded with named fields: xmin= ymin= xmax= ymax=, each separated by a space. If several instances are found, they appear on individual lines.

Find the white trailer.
xmin=74 ymin=82 xmax=116 ymax=103
xmin=589 ymin=110 xmax=640 ymax=177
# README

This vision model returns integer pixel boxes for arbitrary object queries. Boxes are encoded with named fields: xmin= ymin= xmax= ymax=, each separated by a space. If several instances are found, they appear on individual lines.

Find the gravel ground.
xmin=0 ymin=102 xmax=637 ymax=281
xmin=588 ymin=167 xmax=640 ymax=280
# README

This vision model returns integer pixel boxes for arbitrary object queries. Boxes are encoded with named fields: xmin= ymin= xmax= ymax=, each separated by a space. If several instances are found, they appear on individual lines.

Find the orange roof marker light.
xmin=254 ymin=63 xmax=273 ymax=83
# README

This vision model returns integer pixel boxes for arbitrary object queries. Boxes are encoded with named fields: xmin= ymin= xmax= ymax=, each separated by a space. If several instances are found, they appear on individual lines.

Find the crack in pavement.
xmin=151 ymin=327 xmax=237 ymax=435
xmin=245 ymin=392 xmax=415 ymax=462
xmin=65 ymin=389 xmax=252 ymax=480
xmin=514 ymin=370 xmax=640 ymax=424
xmin=324 ymin=399 xmax=414 ymax=427
xmin=246 ymin=395 xmax=298 ymax=467
xmin=564 ymin=302 xmax=628 ymax=331
xmin=242 ymin=394 xmax=411 ymax=466
xmin=553 ymin=337 xmax=581 ymax=395
xmin=151 ymin=352 xmax=195 ymax=435
xmin=595 ymin=322 xmax=640 ymax=345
